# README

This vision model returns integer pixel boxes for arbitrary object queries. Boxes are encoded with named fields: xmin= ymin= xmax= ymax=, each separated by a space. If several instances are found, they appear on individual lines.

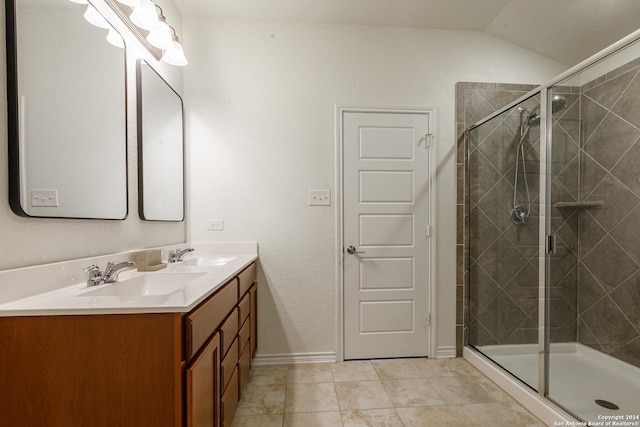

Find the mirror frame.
xmin=5 ymin=0 xmax=129 ymax=220
xmin=136 ymin=59 xmax=185 ymax=222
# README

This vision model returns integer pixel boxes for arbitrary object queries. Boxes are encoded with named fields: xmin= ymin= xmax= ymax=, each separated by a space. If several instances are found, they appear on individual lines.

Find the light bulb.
xmin=146 ymin=18 xmax=173 ymax=50
xmin=162 ymin=39 xmax=187 ymax=66
xmin=130 ymin=0 xmax=159 ymax=31
xmin=106 ymin=28 xmax=125 ymax=48
xmin=84 ymin=4 xmax=111 ymax=30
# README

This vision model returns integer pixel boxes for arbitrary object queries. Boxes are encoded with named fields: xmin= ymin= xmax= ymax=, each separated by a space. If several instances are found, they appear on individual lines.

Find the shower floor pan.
xmin=479 ymin=343 xmax=640 ymax=422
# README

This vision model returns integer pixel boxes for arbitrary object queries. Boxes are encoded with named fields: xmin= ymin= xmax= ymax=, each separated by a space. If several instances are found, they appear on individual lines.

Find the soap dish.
xmin=136 ymin=249 xmax=167 ymax=271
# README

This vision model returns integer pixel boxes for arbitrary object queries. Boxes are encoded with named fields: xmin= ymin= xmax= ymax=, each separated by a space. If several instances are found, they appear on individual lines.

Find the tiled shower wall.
xmin=576 ymin=59 xmax=640 ymax=368
xmin=456 ymin=65 xmax=640 ymax=368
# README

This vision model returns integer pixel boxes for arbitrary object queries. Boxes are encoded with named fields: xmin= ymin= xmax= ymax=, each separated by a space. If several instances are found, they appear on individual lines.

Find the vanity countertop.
xmin=0 ymin=242 xmax=257 ymax=316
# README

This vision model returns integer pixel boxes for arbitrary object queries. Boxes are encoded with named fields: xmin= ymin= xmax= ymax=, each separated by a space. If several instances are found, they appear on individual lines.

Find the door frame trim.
xmin=335 ymin=104 xmax=437 ymax=362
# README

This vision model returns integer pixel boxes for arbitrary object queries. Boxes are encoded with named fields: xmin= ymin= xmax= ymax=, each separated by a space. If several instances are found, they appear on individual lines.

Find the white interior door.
xmin=342 ymin=110 xmax=432 ymax=360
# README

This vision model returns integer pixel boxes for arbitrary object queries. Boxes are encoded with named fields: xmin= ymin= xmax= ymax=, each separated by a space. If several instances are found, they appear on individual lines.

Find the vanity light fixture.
xmin=113 ymin=0 xmax=140 ymax=7
xmin=69 ymin=0 xmax=89 ymax=4
xmin=83 ymin=3 xmax=111 ymax=29
xmin=160 ymin=27 xmax=187 ymax=66
xmin=146 ymin=7 xmax=173 ymax=50
xmin=129 ymin=0 xmax=159 ymax=31
xmin=106 ymin=28 xmax=125 ymax=48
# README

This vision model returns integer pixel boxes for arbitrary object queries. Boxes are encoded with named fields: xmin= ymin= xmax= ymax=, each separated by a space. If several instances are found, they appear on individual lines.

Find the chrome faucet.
xmin=83 ymin=261 xmax=136 ymax=286
xmin=168 ymin=248 xmax=194 ymax=263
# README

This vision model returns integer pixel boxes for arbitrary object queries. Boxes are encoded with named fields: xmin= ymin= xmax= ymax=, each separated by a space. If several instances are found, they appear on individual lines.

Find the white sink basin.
xmin=180 ymin=256 xmax=237 ymax=267
xmin=78 ymin=273 xmax=206 ymax=297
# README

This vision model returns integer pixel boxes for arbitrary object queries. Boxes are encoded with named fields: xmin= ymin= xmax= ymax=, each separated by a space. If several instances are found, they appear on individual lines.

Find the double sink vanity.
xmin=0 ymin=242 xmax=258 ymax=427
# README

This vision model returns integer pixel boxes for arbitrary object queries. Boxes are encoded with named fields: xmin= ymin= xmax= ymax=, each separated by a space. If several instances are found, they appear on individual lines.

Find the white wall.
xmin=0 ymin=0 xmax=186 ymax=270
xmin=183 ymin=19 xmax=567 ymax=358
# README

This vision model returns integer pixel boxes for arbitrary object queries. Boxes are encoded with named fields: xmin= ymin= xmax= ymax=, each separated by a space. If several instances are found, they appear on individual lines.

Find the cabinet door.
xmin=186 ymin=332 xmax=220 ymax=427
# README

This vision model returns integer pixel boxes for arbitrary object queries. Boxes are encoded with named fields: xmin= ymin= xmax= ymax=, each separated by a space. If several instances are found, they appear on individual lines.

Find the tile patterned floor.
xmin=231 ymin=358 xmax=545 ymax=426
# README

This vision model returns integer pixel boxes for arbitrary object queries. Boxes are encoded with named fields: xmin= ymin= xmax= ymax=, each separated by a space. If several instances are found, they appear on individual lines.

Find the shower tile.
xmin=579 ymin=153 xmax=608 ymax=199
xmin=475 ymin=178 xmax=516 ymax=232
xmin=549 ymin=295 xmax=577 ymax=342
xmin=549 ymin=245 xmax=577 ymax=287
xmin=579 ymin=96 xmax=610 ymax=146
xmin=550 ymin=126 xmax=579 ymax=176
xmin=606 ymin=57 xmax=640 ymax=80
xmin=611 ymin=140 xmax=640 ymax=199
xmin=609 ymin=337 xmax=640 ymax=368
xmin=556 ymin=211 xmax=578 ymax=253
xmin=583 ymin=113 xmax=640 ymax=170
xmin=468 ymin=316 xmax=499 ymax=346
xmin=476 ymin=238 xmax=527 ymax=288
xmin=476 ymin=290 xmax=527 ymax=343
xmin=503 ymin=263 xmax=539 ymax=316
xmin=578 ymin=213 xmax=607 ymax=258
xmin=610 ymin=271 xmax=640 ymax=331
xmin=504 ymin=318 xmax=538 ymax=345
xmin=612 ymin=70 xmax=640 ymax=129
xmin=477 ymin=124 xmax=518 ymax=176
xmin=555 ymin=156 xmax=579 ymax=202
xmin=582 ymin=236 xmax=639 ymax=292
xmin=555 ymin=267 xmax=578 ymax=311
xmin=610 ymin=206 xmax=640 ymax=264
xmin=584 ymin=68 xmax=637 ymax=110
xmin=464 ymin=90 xmax=500 ymax=131
xmin=577 ymin=316 xmax=602 ymax=349
xmin=577 ymin=264 xmax=607 ymax=312
xmin=586 ymin=174 xmax=640 ymax=231
xmin=581 ymin=296 xmax=638 ymax=348
xmin=468 ymin=207 xmax=501 ymax=259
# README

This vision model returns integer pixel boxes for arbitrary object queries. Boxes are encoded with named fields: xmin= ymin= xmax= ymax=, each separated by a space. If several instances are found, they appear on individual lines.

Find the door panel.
xmin=343 ymin=111 xmax=432 ymax=360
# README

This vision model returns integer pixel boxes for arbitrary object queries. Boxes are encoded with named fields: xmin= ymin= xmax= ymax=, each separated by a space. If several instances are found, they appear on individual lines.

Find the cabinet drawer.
xmin=250 ymin=284 xmax=257 ymax=358
xmin=220 ymin=308 xmax=239 ymax=357
xmin=238 ymin=316 xmax=250 ymax=352
xmin=238 ymin=262 xmax=256 ymax=297
xmin=221 ymin=338 xmax=238 ymax=392
xmin=238 ymin=341 xmax=251 ymax=397
xmin=221 ymin=367 xmax=239 ymax=427
xmin=185 ymin=278 xmax=238 ymax=361
xmin=238 ymin=293 xmax=250 ymax=326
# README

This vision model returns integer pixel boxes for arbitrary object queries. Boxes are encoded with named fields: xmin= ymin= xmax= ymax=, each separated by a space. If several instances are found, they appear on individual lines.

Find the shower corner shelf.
xmin=554 ymin=201 xmax=605 ymax=208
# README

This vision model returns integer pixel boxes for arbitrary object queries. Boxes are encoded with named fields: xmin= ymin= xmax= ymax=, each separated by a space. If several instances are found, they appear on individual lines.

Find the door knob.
xmin=346 ymin=245 xmax=366 ymax=255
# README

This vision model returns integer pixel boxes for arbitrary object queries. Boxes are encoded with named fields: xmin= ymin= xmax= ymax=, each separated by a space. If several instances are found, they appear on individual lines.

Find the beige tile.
xmin=341 ymin=408 xmax=404 ymax=427
xmin=414 ymin=357 xmax=483 ymax=378
xmin=231 ymin=414 xmax=284 ymax=427
xmin=381 ymin=378 xmax=445 ymax=407
xmin=334 ymin=381 xmax=393 ymax=410
xmin=453 ymin=402 xmax=546 ymax=426
xmin=288 ymin=363 xmax=334 ymax=384
xmin=283 ymin=411 xmax=343 ymax=427
xmin=371 ymin=358 xmax=423 ymax=379
xmin=429 ymin=374 xmax=511 ymax=405
xmin=285 ymin=383 xmax=340 ymax=413
xmin=396 ymin=406 xmax=465 ymax=427
xmin=249 ymin=365 xmax=289 ymax=385
xmin=236 ymin=384 xmax=286 ymax=416
xmin=332 ymin=361 xmax=378 ymax=382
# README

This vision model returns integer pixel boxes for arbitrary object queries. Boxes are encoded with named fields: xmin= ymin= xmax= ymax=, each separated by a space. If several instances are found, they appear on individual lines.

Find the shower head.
xmin=527 ymin=94 xmax=567 ymax=126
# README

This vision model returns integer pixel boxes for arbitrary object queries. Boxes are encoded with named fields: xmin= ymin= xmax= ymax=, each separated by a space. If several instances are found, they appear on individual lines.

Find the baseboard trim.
xmin=435 ymin=346 xmax=456 ymax=359
xmin=253 ymin=352 xmax=337 ymax=366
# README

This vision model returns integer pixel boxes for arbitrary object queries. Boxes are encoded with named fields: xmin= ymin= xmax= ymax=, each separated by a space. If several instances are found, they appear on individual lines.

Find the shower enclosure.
xmin=463 ymin=33 xmax=640 ymax=422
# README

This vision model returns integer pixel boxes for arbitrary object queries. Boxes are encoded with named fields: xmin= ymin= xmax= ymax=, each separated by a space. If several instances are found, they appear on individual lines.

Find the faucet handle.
xmin=83 ymin=264 xmax=100 ymax=273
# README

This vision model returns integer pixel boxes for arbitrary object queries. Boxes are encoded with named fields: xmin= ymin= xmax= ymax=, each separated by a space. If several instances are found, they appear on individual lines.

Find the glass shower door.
xmin=467 ymin=94 xmax=542 ymax=391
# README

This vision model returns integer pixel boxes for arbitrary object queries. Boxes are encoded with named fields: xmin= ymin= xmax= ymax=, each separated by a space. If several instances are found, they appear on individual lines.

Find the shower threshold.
xmin=477 ymin=343 xmax=640 ymax=423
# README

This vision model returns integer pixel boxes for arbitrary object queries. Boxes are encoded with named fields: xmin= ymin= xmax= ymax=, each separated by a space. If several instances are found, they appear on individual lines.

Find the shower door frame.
xmin=463 ymin=25 xmax=640 ymax=423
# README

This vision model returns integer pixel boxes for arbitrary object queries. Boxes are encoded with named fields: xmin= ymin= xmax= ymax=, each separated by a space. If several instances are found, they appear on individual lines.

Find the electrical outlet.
xmin=207 ymin=219 xmax=224 ymax=231
xmin=31 ymin=189 xmax=59 ymax=207
xmin=309 ymin=189 xmax=331 ymax=206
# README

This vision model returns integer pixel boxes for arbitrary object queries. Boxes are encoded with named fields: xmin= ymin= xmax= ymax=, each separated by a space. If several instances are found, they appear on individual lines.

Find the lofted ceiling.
xmin=172 ymin=0 xmax=640 ymax=67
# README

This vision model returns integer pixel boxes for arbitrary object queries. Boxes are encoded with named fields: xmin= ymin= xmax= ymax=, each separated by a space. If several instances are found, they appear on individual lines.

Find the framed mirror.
xmin=6 ymin=0 xmax=127 ymax=219
xmin=136 ymin=60 xmax=184 ymax=221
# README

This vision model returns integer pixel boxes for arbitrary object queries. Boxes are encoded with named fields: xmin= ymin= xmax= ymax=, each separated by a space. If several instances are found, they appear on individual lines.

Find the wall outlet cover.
xmin=207 ymin=219 xmax=224 ymax=231
xmin=309 ymin=189 xmax=331 ymax=206
xmin=31 ymin=189 xmax=59 ymax=207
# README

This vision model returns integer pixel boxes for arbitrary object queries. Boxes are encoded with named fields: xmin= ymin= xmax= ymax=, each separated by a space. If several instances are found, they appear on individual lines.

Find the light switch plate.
xmin=207 ymin=219 xmax=224 ymax=231
xmin=31 ymin=189 xmax=59 ymax=207
xmin=309 ymin=190 xmax=331 ymax=206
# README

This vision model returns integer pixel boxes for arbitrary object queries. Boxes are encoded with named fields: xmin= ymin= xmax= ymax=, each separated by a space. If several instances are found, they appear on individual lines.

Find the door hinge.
xmin=417 ymin=133 xmax=432 ymax=149
xmin=425 ymin=225 xmax=431 ymax=238
xmin=426 ymin=313 xmax=432 ymax=327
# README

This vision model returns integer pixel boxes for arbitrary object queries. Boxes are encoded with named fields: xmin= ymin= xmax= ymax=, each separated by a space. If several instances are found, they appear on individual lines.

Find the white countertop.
xmin=0 ymin=242 xmax=257 ymax=316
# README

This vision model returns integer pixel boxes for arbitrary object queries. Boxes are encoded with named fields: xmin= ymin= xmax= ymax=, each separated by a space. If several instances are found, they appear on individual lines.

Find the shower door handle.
xmin=546 ymin=235 xmax=557 ymax=255
xmin=346 ymin=245 xmax=366 ymax=255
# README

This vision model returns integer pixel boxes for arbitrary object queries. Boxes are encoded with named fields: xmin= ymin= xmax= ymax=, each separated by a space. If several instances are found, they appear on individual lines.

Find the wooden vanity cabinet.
xmin=0 ymin=261 xmax=258 ymax=427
